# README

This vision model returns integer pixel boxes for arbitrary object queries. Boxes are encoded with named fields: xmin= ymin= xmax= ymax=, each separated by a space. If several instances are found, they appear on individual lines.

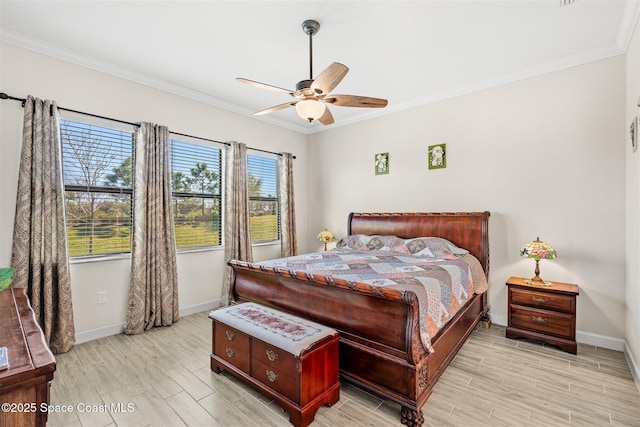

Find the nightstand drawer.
xmin=510 ymin=288 xmax=575 ymax=313
xmin=509 ymin=305 xmax=575 ymax=339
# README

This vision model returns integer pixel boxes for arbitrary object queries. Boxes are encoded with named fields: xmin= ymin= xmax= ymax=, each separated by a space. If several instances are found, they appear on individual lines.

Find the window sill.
xmin=69 ymin=241 xmax=280 ymax=264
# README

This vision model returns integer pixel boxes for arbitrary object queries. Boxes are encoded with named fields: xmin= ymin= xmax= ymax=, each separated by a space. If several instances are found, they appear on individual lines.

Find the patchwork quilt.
xmin=256 ymin=236 xmax=488 ymax=353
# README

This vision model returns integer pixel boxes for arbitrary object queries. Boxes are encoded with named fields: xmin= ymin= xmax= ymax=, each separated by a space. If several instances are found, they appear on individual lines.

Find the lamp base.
xmin=524 ymin=275 xmax=553 ymax=287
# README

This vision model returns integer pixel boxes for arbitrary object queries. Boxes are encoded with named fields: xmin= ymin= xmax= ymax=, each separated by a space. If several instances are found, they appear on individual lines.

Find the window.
xmin=60 ymin=116 xmax=275 ymax=257
xmin=247 ymin=152 xmax=279 ymax=243
xmin=61 ymin=119 xmax=134 ymax=259
xmin=169 ymin=138 xmax=222 ymax=249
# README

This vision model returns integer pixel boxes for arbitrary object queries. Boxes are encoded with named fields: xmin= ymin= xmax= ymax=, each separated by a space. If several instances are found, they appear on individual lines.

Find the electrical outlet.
xmin=98 ymin=291 xmax=108 ymax=304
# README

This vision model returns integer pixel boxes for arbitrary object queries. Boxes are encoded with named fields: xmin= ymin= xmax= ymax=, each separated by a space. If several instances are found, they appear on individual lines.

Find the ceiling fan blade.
xmin=324 ymin=94 xmax=388 ymax=108
xmin=236 ymin=78 xmax=294 ymax=95
xmin=311 ymin=63 xmax=349 ymax=95
xmin=254 ymin=101 xmax=297 ymax=116
xmin=318 ymin=106 xmax=334 ymax=125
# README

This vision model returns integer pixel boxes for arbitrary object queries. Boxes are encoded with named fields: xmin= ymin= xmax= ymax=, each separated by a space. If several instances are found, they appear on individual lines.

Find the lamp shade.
xmin=296 ymin=99 xmax=326 ymax=122
xmin=520 ymin=237 xmax=556 ymax=260
xmin=317 ymin=229 xmax=335 ymax=243
xmin=317 ymin=229 xmax=335 ymax=251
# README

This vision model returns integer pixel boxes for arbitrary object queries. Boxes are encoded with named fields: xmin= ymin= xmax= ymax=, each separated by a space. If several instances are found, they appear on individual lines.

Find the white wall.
xmin=0 ymin=42 xmax=635 ymax=363
xmin=0 ymin=42 xmax=310 ymax=341
xmin=626 ymin=15 xmax=640 ymax=387
xmin=308 ymin=56 xmax=628 ymax=349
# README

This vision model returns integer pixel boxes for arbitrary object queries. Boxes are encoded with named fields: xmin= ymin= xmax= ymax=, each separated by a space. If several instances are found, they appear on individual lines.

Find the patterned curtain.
xmin=221 ymin=141 xmax=252 ymax=306
xmin=11 ymin=95 xmax=75 ymax=353
xmin=125 ymin=123 xmax=179 ymax=334
xmin=278 ymin=153 xmax=297 ymax=257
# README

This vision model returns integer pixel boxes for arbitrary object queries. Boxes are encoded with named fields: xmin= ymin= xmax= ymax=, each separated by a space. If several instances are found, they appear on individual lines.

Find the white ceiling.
xmin=1 ymin=0 xmax=637 ymax=134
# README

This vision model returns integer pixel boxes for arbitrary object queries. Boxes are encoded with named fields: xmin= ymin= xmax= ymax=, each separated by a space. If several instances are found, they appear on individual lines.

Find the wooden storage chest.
xmin=210 ymin=302 xmax=340 ymax=427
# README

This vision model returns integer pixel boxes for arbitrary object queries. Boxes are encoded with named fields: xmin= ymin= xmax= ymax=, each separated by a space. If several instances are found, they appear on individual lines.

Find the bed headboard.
xmin=347 ymin=212 xmax=490 ymax=276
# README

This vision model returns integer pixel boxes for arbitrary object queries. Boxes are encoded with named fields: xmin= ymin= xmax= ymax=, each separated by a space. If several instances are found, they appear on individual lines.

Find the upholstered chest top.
xmin=210 ymin=302 xmax=338 ymax=357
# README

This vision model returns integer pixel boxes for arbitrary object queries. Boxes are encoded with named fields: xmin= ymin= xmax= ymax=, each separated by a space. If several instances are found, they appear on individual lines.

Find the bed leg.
xmin=401 ymin=406 xmax=424 ymax=427
xmin=480 ymin=312 xmax=491 ymax=329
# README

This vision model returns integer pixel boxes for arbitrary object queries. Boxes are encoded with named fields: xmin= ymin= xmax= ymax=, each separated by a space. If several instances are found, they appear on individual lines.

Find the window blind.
xmin=61 ymin=119 xmax=134 ymax=258
xmin=247 ymin=153 xmax=279 ymax=242
xmin=169 ymin=138 xmax=222 ymax=249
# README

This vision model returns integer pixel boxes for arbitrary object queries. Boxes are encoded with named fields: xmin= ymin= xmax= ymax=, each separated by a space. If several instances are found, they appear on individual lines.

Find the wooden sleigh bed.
xmin=228 ymin=212 xmax=490 ymax=426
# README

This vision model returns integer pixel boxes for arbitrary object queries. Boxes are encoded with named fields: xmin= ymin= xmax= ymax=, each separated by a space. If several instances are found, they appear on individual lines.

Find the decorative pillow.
xmin=336 ymin=235 xmax=406 ymax=252
xmin=335 ymin=235 xmax=368 ymax=250
xmin=401 ymin=237 xmax=469 ymax=256
xmin=366 ymin=236 xmax=385 ymax=250
xmin=403 ymin=238 xmax=434 ymax=257
xmin=335 ymin=235 xmax=467 ymax=256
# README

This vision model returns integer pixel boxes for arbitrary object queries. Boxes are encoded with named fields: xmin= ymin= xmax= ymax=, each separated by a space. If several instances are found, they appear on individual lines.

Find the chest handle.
xmin=225 ymin=330 xmax=235 ymax=340
xmin=266 ymin=349 xmax=279 ymax=361
xmin=266 ymin=370 xmax=278 ymax=382
xmin=531 ymin=296 xmax=549 ymax=304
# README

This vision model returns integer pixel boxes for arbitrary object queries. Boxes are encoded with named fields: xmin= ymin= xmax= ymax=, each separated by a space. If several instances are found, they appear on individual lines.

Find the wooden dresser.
xmin=506 ymin=276 xmax=579 ymax=354
xmin=210 ymin=303 xmax=340 ymax=427
xmin=0 ymin=287 xmax=56 ymax=427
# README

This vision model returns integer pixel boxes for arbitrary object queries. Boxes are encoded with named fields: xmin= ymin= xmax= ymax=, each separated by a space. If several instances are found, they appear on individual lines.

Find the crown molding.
xmin=0 ymin=26 xmax=629 ymax=136
xmin=0 ymin=28 xmax=314 ymax=135
xmin=617 ymin=0 xmax=640 ymax=52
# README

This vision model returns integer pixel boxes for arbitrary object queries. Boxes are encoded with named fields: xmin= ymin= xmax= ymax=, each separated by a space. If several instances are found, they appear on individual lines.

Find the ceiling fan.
xmin=236 ymin=19 xmax=388 ymax=125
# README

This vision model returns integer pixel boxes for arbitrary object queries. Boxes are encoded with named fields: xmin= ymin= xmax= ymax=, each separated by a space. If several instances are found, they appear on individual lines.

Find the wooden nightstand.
xmin=506 ymin=276 xmax=579 ymax=354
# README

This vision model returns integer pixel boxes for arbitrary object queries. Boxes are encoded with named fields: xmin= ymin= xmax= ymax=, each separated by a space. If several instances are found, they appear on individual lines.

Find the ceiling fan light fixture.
xmin=236 ymin=18 xmax=387 ymax=126
xmin=295 ymin=99 xmax=326 ymax=122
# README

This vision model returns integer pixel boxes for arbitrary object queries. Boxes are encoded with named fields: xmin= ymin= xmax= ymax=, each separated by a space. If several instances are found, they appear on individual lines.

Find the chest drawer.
xmin=509 ymin=305 xmax=575 ymax=339
xmin=213 ymin=322 xmax=250 ymax=372
xmin=253 ymin=358 xmax=298 ymax=401
xmin=252 ymin=338 xmax=298 ymax=374
xmin=510 ymin=288 xmax=575 ymax=313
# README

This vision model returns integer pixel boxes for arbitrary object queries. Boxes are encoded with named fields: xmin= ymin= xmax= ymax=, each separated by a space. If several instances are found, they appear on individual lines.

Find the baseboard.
xmin=74 ymin=299 xmax=221 ymax=344
xmin=625 ymin=342 xmax=640 ymax=392
xmin=576 ymin=330 xmax=625 ymax=351
xmin=490 ymin=314 xmax=507 ymax=328
xmin=180 ymin=299 xmax=221 ymax=317
xmin=75 ymin=322 xmax=125 ymax=344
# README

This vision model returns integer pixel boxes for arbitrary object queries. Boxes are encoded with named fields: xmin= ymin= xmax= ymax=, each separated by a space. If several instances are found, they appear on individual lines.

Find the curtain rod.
xmin=0 ymin=92 xmax=295 ymax=159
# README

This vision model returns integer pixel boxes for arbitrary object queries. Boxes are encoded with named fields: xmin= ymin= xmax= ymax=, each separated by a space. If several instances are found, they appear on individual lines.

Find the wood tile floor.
xmin=48 ymin=311 xmax=640 ymax=426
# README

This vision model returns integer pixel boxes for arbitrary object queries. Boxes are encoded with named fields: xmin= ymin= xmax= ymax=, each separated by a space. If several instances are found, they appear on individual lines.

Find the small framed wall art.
xmin=428 ymin=143 xmax=446 ymax=170
xmin=375 ymin=152 xmax=389 ymax=175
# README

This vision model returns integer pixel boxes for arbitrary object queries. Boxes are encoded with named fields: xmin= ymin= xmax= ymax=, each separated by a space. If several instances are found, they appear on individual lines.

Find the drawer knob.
xmin=266 ymin=349 xmax=279 ymax=361
xmin=225 ymin=330 xmax=235 ymax=340
xmin=266 ymin=370 xmax=278 ymax=382
xmin=531 ymin=296 xmax=548 ymax=304
xmin=225 ymin=347 xmax=235 ymax=358
xmin=531 ymin=316 xmax=548 ymax=324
